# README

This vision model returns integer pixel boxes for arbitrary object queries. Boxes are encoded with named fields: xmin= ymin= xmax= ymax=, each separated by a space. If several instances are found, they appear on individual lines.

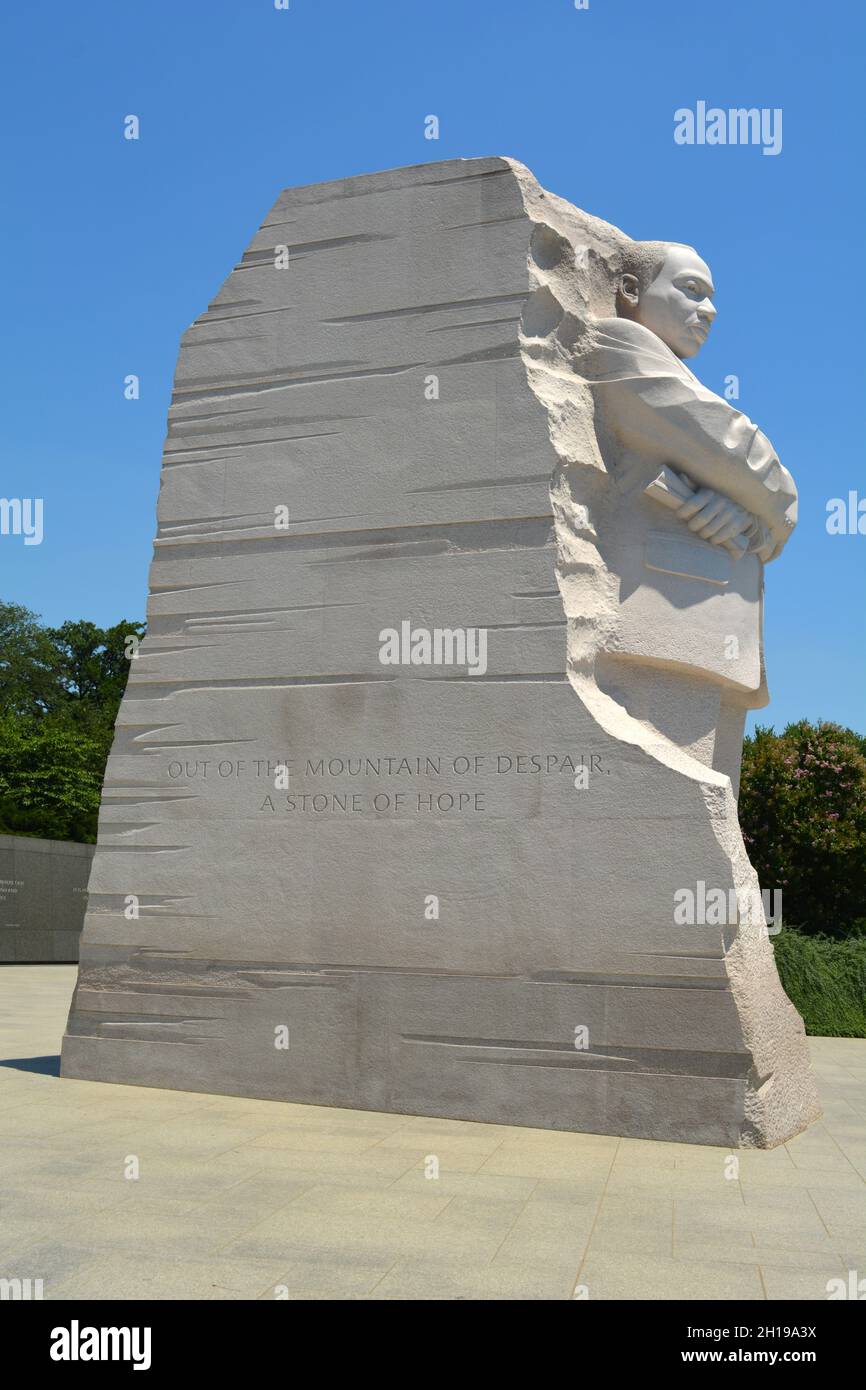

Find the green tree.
xmin=739 ymin=721 xmax=866 ymax=937
xmin=0 ymin=601 xmax=144 ymax=842
xmin=0 ymin=601 xmax=60 ymax=718
xmin=45 ymin=617 xmax=145 ymax=733
xmin=0 ymin=715 xmax=106 ymax=841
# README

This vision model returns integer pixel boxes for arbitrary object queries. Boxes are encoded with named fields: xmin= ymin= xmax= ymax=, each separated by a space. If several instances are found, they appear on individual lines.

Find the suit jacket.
xmin=575 ymin=317 xmax=797 ymax=700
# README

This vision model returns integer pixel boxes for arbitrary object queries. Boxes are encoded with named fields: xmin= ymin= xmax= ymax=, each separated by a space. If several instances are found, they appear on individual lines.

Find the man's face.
xmin=635 ymin=247 xmax=716 ymax=359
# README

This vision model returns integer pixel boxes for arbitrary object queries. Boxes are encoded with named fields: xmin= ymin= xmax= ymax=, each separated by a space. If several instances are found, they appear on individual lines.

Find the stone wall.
xmin=0 ymin=835 xmax=94 ymax=962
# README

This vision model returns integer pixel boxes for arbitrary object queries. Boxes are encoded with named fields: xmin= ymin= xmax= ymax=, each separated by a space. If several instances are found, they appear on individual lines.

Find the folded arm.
xmin=581 ymin=320 xmax=798 ymax=559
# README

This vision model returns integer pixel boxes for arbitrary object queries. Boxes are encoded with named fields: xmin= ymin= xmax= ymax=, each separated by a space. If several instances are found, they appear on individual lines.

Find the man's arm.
xmin=649 ymin=467 xmax=782 ymax=561
xmin=579 ymin=319 xmax=797 ymax=558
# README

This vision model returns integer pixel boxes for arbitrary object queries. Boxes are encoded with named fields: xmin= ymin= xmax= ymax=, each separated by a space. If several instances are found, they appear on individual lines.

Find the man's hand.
xmin=644 ymin=467 xmax=787 ymax=561
xmin=675 ymin=487 xmax=755 ymax=549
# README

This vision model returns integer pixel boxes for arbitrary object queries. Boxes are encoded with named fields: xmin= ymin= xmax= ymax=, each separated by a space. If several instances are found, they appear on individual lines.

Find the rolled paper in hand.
xmin=644 ymin=465 xmax=750 ymax=559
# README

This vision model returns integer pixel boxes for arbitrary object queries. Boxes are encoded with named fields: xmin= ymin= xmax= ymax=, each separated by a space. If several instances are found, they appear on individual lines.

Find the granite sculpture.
xmin=61 ymin=158 xmax=820 ymax=1146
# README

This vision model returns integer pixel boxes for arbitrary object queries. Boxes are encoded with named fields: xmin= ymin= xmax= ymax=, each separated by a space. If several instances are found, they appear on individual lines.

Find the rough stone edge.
xmin=501 ymin=156 xmax=821 ymax=1147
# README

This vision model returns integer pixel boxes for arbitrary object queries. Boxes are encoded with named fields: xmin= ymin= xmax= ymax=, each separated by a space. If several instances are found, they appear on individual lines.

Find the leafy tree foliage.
xmin=739 ymin=721 xmax=866 ymax=937
xmin=0 ymin=601 xmax=144 ymax=842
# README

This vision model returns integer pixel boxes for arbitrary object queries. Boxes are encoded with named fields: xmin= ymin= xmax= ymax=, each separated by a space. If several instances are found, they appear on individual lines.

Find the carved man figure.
xmin=575 ymin=241 xmax=797 ymax=794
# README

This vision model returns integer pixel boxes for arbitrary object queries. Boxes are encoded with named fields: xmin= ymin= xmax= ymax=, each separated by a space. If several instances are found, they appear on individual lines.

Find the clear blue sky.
xmin=1 ymin=0 xmax=863 ymax=732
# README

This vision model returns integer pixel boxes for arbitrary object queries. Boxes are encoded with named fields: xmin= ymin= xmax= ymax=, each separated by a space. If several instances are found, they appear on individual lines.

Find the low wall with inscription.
xmin=0 ymin=835 xmax=94 ymax=962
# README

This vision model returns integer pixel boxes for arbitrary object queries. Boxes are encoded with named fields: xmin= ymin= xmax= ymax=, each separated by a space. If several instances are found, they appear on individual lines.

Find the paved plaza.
xmin=1 ymin=966 xmax=864 ymax=1300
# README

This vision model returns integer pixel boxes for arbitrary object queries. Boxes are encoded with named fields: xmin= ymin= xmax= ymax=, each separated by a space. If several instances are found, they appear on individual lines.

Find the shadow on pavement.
xmin=0 ymin=1054 xmax=61 ymax=1076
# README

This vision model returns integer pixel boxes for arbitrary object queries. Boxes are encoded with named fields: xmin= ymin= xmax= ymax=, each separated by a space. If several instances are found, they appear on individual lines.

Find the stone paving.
xmin=1 ymin=966 xmax=863 ymax=1300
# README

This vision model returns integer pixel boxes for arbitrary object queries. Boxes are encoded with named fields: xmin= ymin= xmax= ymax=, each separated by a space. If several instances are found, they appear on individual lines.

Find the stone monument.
xmin=61 ymin=157 xmax=820 ymax=1146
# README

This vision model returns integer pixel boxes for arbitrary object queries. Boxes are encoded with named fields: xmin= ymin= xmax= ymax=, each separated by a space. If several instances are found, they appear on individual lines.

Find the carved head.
xmin=616 ymin=242 xmax=716 ymax=359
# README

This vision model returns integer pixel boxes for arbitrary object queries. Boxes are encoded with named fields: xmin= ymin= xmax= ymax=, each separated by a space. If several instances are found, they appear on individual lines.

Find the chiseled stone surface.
xmin=61 ymin=157 xmax=818 ymax=1145
xmin=0 ymin=835 xmax=93 ymax=962
xmin=4 ymin=968 xmax=865 ymax=1299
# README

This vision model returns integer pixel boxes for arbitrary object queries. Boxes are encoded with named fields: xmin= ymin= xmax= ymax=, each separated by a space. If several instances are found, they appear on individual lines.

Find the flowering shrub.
xmin=739 ymin=721 xmax=866 ymax=937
